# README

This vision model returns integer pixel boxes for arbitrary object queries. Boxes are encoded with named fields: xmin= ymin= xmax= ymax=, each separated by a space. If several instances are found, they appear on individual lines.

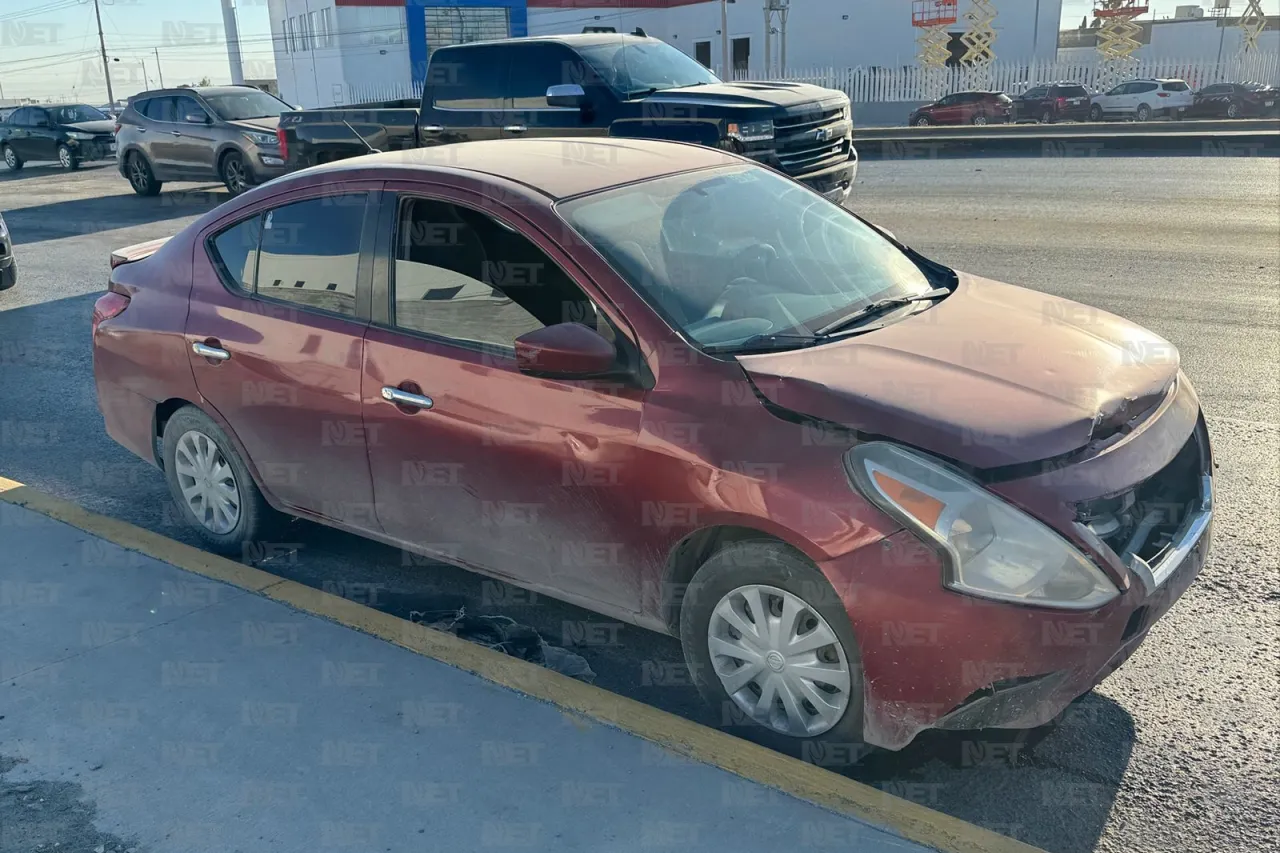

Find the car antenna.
xmin=341 ymin=119 xmax=382 ymax=155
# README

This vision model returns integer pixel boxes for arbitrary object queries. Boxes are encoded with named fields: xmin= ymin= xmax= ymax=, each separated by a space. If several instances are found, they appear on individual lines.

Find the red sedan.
xmin=93 ymin=139 xmax=1213 ymax=751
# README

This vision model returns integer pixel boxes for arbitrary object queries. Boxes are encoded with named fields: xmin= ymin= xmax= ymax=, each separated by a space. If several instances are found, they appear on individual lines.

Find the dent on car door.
xmin=361 ymin=188 xmax=648 ymax=612
xmin=189 ymin=186 xmax=381 ymax=529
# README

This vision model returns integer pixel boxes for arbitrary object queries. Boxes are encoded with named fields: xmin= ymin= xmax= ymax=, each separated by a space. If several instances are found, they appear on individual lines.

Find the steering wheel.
xmin=729 ymin=243 xmax=778 ymax=284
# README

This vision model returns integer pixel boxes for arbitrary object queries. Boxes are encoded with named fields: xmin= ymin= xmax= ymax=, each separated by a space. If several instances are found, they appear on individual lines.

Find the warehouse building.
xmin=267 ymin=0 xmax=1063 ymax=108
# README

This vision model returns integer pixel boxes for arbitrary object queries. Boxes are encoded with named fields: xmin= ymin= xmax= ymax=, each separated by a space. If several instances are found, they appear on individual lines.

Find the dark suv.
xmin=908 ymin=92 xmax=1013 ymax=126
xmin=1012 ymin=82 xmax=1092 ymax=123
xmin=115 ymin=86 xmax=293 ymax=197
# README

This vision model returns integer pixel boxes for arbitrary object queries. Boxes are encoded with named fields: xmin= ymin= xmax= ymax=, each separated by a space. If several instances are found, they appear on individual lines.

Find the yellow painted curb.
xmin=1 ymin=476 xmax=1046 ymax=853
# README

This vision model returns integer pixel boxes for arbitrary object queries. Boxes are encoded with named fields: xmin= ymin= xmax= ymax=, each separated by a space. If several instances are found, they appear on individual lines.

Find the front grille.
xmin=778 ymin=137 xmax=850 ymax=173
xmin=775 ymin=106 xmax=845 ymax=133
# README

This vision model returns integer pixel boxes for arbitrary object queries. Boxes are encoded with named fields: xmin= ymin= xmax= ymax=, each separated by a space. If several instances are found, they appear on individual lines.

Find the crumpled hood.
xmin=65 ymin=120 xmax=116 ymax=135
xmin=740 ymin=275 xmax=1180 ymax=469
xmin=642 ymin=81 xmax=845 ymax=110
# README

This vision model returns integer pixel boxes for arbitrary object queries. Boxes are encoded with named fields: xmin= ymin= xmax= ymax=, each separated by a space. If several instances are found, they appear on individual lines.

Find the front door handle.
xmin=192 ymin=341 xmax=230 ymax=362
xmin=421 ymin=124 xmax=444 ymax=134
xmin=503 ymin=125 xmax=528 ymax=134
xmin=170 ymin=131 xmax=182 ymax=137
xmin=381 ymin=386 xmax=433 ymax=411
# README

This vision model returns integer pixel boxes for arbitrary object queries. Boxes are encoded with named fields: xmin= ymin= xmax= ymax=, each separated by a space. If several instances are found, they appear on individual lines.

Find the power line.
xmin=0 ymin=0 xmax=83 ymax=23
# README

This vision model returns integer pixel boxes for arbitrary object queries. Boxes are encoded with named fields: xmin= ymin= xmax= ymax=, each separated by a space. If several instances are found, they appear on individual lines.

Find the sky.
xmin=2 ymin=0 xmax=1278 ymax=104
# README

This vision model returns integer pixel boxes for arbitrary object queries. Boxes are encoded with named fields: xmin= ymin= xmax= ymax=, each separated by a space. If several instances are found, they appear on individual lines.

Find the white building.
xmin=266 ymin=0 xmax=1062 ymax=108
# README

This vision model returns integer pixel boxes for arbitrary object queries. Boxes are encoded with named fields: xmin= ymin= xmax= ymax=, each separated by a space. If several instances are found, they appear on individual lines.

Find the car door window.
xmin=208 ymin=215 xmax=263 ymax=292
xmin=1024 ymin=87 xmax=1048 ymax=100
xmin=142 ymin=97 xmax=178 ymax=123
xmin=9 ymin=108 xmax=30 ymax=125
xmin=431 ymin=45 xmax=508 ymax=109
xmin=1134 ymin=83 xmax=1158 ymax=95
xmin=173 ymin=95 xmax=209 ymax=122
xmin=29 ymin=108 xmax=50 ymax=126
xmin=507 ymin=43 xmax=579 ymax=110
xmin=255 ymin=194 xmax=367 ymax=317
xmin=392 ymin=196 xmax=612 ymax=350
xmin=1106 ymin=84 xmax=1127 ymax=97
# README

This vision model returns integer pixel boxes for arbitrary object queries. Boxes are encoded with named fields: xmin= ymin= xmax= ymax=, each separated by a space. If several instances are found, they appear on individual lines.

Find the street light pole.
xmin=91 ymin=0 xmax=115 ymax=107
xmin=721 ymin=0 xmax=730 ymax=78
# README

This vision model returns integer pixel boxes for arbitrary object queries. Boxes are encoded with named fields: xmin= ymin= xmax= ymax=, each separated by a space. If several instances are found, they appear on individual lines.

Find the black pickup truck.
xmin=278 ymin=34 xmax=857 ymax=203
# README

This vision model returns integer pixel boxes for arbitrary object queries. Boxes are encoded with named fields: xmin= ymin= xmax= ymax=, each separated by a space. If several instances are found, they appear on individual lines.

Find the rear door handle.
xmin=381 ymin=386 xmax=433 ymax=411
xmin=503 ymin=125 xmax=528 ymax=134
xmin=192 ymin=341 xmax=230 ymax=362
xmin=170 ymin=131 xmax=182 ymax=137
xmin=421 ymin=125 xmax=444 ymax=134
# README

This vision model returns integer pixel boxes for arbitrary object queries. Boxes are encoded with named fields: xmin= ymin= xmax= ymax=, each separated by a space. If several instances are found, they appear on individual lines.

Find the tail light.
xmin=114 ymin=121 xmax=121 ymax=135
xmin=276 ymin=126 xmax=289 ymax=162
xmin=92 ymin=291 xmax=130 ymax=334
xmin=1056 ymin=97 xmax=1067 ymax=107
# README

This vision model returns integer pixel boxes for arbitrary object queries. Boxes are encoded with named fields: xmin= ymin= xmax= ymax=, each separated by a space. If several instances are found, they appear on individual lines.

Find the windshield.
xmin=559 ymin=165 xmax=935 ymax=350
xmin=576 ymin=40 xmax=720 ymax=97
xmin=202 ymin=89 xmax=291 ymax=121
xmin=51 ymin=104 xmax=107 ymax=124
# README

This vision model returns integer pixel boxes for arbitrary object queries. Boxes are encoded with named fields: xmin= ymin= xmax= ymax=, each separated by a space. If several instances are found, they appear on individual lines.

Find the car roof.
xmin=434 ymin=32 xmax=655 ymax=51
xmin=128 ymin=86 xmax=265 ymax=101
xmin=297 ymin=138 xmax=742 ymax=201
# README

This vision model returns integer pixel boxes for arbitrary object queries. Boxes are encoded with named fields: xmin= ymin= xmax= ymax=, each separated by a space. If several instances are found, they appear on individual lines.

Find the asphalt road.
xmin=1 ymin=156 xmax=1277 ymax=853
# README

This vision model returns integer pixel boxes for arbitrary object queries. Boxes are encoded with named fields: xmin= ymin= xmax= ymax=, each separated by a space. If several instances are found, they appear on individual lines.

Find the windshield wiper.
xmin=813 ymin=287 xmax=951 ymax=338
xmin=702 ymin=333 xmax=820 ymax=355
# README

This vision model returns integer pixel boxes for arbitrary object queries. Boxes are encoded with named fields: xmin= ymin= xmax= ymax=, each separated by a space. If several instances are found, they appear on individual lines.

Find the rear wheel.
xmin=220 ymin=151 xmax=251 ymax=196
xmin=680 ymin=541 xmax=866 ymax=757
xmin=126 ymin=152 xmax=162 ymax=196
xmin=1135 ymin=103 xmax=1152 ymax=122
xmin=2 ymin=145 xmax=22 ymax=171
xmin=161 ymin=405 xmax=281 ymax=555
xmin=57 ymin=144 xmax=80 ymax=170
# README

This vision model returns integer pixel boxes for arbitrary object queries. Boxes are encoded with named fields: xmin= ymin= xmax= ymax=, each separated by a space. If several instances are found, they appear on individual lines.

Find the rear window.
xmin=209 ymin=215 xmax=262 ymax=293
xmin=1134 ymin=82 xmax=1159 ymax=94
xmin=1161 ymin=81 xmax=1190 ymax=92
xmin=1060 ymin=86 xmax=1088 ymax=97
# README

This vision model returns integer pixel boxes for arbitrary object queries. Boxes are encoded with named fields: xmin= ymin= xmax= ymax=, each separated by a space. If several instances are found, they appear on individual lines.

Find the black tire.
xmin=913 ymin=115 xmax=931 ymax=127
xmin=2 ymin=144 xmax=23 ymax=171
xmin=1090 ymin=104 xmax=1104 ymax=122
xmin=220 ymin=151 xmax=252 ymax=196
xmin=161 ymin=405 xmax=281 ymax=556
xmin=1040 ymin=109 xmax=1054 ymax=124
xmin=126 ymin=152 xmax=162 ymax=196
xmin=971 ymin=113 xmax=989 ymax=126
xmin=679 ymin=540 xmax=867 ymax=760
xmin=1135 ymin=103 xmax=1152 ymax=122
xmin=57 ymin=144 xmax=80 ymax=171
xmin=1226 ymin=102 xmax=1240 ymax=119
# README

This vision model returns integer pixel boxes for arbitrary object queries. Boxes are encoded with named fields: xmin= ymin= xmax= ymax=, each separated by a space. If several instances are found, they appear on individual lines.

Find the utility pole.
xmin=91 ymin=0 xmax=115 ymax=107
xmin=721 ymin=0 xmax=730 ymax=78
xmin=221 ymin=0 xmax=245 ymax=84
xmin=154 ymin=48 xmax=165 ymax=88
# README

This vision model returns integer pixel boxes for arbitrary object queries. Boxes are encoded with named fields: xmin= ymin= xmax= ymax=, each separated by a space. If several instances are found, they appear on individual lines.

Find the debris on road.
xmin=424 ymin=609 xmax=597 ymax=683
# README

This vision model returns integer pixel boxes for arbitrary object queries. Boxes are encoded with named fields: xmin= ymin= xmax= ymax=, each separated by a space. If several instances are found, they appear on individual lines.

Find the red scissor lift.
xmin=912 ymin=0 xmax=960 ymax=29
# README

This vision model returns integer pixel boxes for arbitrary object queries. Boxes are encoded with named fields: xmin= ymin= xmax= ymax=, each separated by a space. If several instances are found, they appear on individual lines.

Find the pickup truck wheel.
xmin=58 ymin=144 xmax=80 ymax=171
xmin=126 ymin=153 xmax=162 ymax=196
xmin=220 ymin=152 xmax=251 ymax=196
xmin=680 ymin=541 xmax=866 ymax=758
xmin=2 ymin=145 xmax=22 ymax=171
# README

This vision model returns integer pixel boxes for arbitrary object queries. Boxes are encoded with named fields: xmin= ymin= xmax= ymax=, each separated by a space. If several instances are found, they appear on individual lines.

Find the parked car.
xmin=1012 ymin=82 xmax=1092 ymax=123
xmin=1189 ymin=81 xmax=1279 ymax=118
xmin=92 ymin=137 xmax=1213 ymax=752
xmin=0 ymin=211 xmax=15 ymax=291
xmin=278 ymin=34 xmax=857 ymax=204
xmin=0 ymin=104 xmax=117 ymax=171
xmin=908 ymin=91 xmax=1014 ymax=126
xmin=115 ymin=85 xmax=293 ymax=197
xmin=1089 ymin=78 xmax=1193 ymax=122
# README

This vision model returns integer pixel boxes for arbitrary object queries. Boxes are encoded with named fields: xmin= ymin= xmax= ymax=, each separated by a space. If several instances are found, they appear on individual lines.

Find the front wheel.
xmin=162 ymin=405 xmax=281 ymax=555
xmin=58 ymin=144 xmax=80 ymax=170
xmin=220 ymin=151 xmax=251 ymax=196
xmin=1226 ymin=102 xmax=1241 ymax=119
xmin=680 ymin=541 xmax=866 ymax=753
xmin=1090 ymin=104 xmax=1104 ymax=122
xmin=2 ymin=145 xmax=23 ymax=171
xmin=913 ymin=115 xmax=931 ymax=127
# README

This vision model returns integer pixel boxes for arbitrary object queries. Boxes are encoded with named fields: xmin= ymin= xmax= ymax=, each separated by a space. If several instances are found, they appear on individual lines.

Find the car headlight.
xmin=726 ymin=119 xmax=774 ymax=143
xmin=846 ymin=442 xmax=1119 ymax=610
xmin=67 ymin=132 xmax=97 ymax=141
xmin=242 ymin=131 xmax=277 ymax=147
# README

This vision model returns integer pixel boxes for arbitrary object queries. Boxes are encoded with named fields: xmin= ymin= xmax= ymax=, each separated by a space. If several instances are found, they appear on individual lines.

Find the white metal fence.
xmin=337 ymin=52 xmax=1279 ymax=108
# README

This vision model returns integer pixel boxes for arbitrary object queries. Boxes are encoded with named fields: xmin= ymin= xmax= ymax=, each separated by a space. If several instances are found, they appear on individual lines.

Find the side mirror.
xmin=546 ymin=84 xmax=586 ymax=109
xmin=515 ymin=323 xmax=616 ymax=378
xmin=184 ymin=113 xmax=209 ymax=124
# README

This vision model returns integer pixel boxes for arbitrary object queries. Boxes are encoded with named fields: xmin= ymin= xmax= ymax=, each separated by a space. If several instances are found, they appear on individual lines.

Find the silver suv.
xmin=115 ymin=86 xmax=292 ymax=197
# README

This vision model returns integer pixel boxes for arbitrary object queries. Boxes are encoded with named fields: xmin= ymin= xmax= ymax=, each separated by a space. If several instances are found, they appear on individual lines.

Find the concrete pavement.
xmin=0 ymin=492 xmax=1030 ymax=853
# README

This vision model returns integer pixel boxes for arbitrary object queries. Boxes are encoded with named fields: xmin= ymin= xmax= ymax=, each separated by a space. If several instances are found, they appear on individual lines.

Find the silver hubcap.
xmin=708 ymin=584 xmax=852 ymax=737
xmin=59 ymin=148 xmax=71 ymax=167
xmin=974 ymin=115 xmax=987 ymax=125
xmin=174 ymin=430 xmax=241 ymax=535
xmin=4 ymin=149 xmax=14 ymax=166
